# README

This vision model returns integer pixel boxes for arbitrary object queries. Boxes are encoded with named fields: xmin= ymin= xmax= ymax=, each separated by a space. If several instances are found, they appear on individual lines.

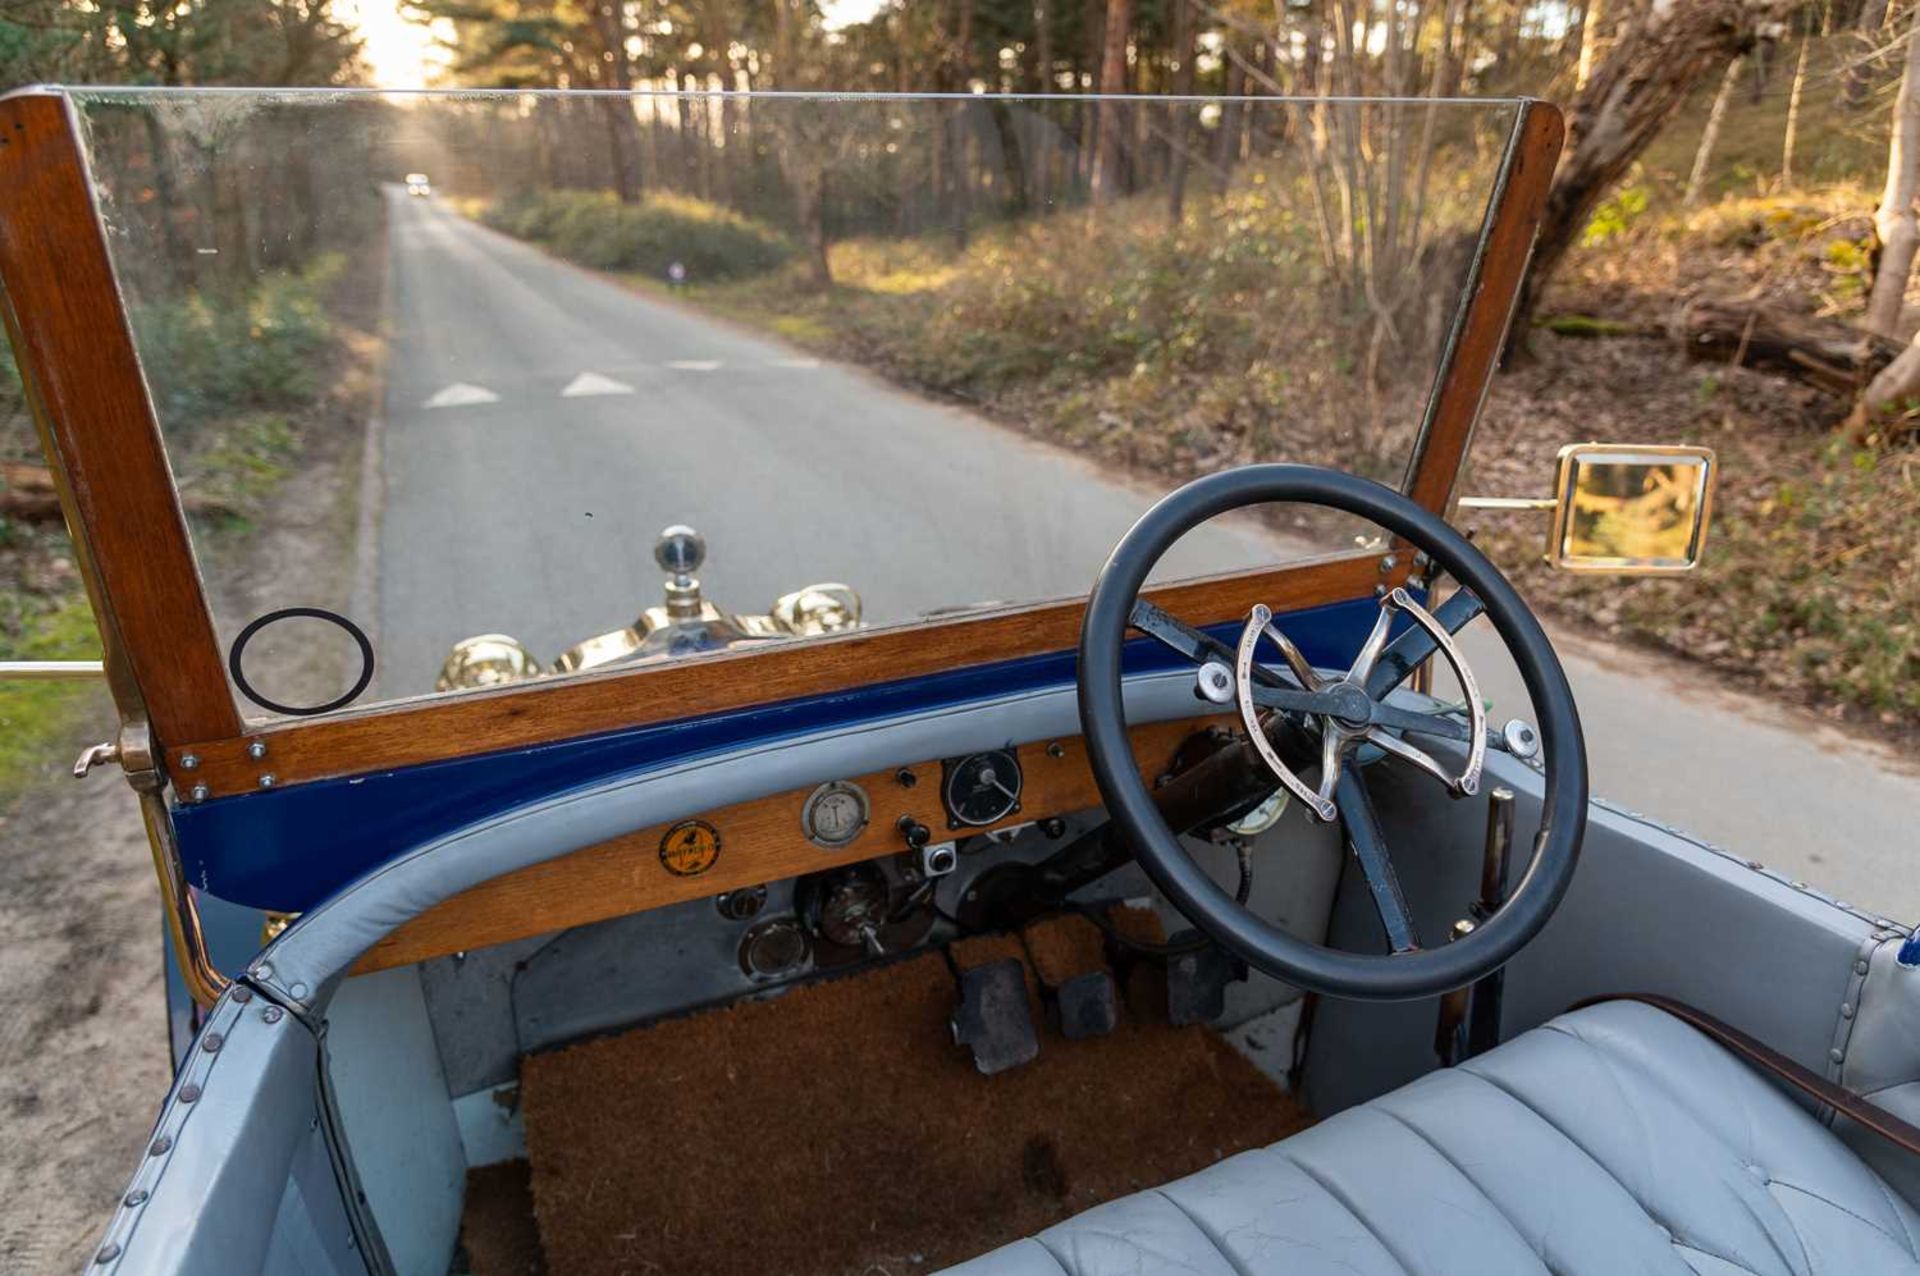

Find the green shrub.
xmin=1582 ymin=184 xmax=1649 ymax=247
xmin=483 ymin=189 xmax=792 ymax=281
xmin=132 ymin=256 xmax=339 ymax=432
xmin=182 ymin=412 xmax=300 ymax=530
xmin=0 ymin=591 xmax=103 ymax=799
xmin=695 ymin=184 xmax=1420 ymax=476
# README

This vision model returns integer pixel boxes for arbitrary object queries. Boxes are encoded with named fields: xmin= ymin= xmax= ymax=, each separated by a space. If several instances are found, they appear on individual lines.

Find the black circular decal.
xmin=228 ymin=607 xmax=376 ymax=718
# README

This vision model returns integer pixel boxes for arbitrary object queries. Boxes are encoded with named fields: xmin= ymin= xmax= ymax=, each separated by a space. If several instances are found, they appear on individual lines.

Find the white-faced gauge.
xmin=802 ymin=780 xmax=870 ymax=849
xmin=942 ymin=748 xmax=1023 ymax=828
xmin=1226 ymin=788 xmax=1291 ymax=837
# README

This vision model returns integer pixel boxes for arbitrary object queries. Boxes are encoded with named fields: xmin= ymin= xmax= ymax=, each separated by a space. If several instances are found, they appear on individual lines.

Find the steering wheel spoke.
xmin=1345 ymin=598 xmax=1399 ymax=687
xmin=1377 ymin=587 xmax=1486 ymax=797
xmin=1234 ymin=604 xmax=1339 ymax=822
xmin=1334 ymin=760 xmax=1420 ymax=954
xmin=1246 ymin=683 xmax=1345 ymax=716
xmin=1130 ymin=598 xmax=1305 ymax=697
xmin=1367 ymin=701 xmax=1471 ymax=742
xmin=1363 ymin=725 xmax=1466 ymax=795
xmin=1129 ymin=597 xmax=1233 ymax=668
xmin=1364 ymin=587 xmax=1486 ymax=700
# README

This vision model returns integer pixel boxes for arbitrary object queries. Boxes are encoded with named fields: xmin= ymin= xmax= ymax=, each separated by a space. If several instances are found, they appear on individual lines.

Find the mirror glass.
xmin=1553 ymin=446 xmax=1714 ymax=572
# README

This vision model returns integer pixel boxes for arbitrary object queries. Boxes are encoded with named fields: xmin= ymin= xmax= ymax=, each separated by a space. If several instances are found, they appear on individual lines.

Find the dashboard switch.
xmin=917 ymin=842 xmax=959 ymax=878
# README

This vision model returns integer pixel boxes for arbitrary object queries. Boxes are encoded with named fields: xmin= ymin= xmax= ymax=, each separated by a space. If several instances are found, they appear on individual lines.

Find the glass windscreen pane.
xmin=63 ymin=90 xmax=1520 ymax=717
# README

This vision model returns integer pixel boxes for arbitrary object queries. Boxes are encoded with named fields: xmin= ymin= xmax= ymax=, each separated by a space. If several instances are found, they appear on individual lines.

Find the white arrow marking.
xmin=771 ymin=357 xmax=821 ymax=369
xmin=560 ymin=371 xmax=636 ymax=398
xmin=424 ymin=382 xmax=500 ymax=409
xmin=667 ymin=359 xmax=722 ymax=371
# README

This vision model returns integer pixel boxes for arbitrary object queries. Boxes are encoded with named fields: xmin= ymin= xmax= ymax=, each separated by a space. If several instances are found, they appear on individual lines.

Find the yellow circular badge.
xmin=659 ymin=819 xmax=721 ymax=877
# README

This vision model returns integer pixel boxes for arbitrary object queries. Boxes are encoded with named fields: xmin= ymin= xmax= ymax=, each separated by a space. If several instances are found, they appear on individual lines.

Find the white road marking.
xmin=771 ymin=357 xmax=821 ymax=369
xmin=560 ymin=371 xmax=636 ymax=398
xmin=424 ymin=382 xmax=501 ymax=408
xmin=667 ymin=359 xmax=722 ymax=371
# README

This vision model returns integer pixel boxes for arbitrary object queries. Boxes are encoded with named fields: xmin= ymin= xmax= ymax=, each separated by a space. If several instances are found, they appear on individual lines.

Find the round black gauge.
xmin=943 ymin=748 xmax=1023 ymax=828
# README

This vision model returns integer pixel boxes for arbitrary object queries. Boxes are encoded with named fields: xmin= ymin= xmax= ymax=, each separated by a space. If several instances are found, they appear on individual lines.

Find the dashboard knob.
xmin=897 ymin=815 xmax=932 ymax=850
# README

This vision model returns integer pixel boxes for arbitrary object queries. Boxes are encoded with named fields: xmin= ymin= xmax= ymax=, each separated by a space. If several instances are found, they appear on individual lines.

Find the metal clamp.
xmin=72 ymin=720 xmax=161 ymax=792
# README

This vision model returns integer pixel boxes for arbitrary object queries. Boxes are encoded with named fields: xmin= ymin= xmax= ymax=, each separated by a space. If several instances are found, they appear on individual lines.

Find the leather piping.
xmin=1575 ymin=993 xmax=1920 ymax=1158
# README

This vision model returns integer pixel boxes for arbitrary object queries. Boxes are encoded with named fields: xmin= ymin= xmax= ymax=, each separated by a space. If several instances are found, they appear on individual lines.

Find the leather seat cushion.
xmin=939 ymin=1001 xmax=1920 ymax=1275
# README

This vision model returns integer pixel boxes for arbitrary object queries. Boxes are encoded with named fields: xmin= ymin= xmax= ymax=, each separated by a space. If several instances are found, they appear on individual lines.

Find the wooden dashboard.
xmin=355 ymin=713 xmax=1227 ymax=973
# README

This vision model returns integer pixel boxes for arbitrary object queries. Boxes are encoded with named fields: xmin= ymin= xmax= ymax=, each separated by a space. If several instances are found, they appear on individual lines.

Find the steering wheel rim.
xmin=1078 ymin=464 xmax=1588 ymax=1001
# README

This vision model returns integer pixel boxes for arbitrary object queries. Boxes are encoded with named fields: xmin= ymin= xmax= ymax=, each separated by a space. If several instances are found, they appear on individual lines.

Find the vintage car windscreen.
xmin=60 ymin=89 xmax=1523 ymax=719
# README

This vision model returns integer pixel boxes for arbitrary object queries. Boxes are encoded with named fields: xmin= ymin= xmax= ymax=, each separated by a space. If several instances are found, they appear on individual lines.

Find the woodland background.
xmin=0 ymin=0 xmax=1914 ymax=752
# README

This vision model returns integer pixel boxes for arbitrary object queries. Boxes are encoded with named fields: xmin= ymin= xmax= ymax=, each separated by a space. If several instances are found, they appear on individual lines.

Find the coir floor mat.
xmin=516 ymin=948 xmax=1310 ymax=1276
xmin=457 ymin=1160 xmax=543 ymax=1275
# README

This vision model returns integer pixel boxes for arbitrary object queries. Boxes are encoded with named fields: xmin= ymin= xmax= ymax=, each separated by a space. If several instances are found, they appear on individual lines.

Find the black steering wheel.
xmin=1078 ymin=465 xmax=1587 ymax=1001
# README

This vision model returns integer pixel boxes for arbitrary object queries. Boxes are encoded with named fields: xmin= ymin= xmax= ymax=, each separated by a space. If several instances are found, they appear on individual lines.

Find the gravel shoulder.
xmin=0 ymin=235 xmax=383 ymax=1275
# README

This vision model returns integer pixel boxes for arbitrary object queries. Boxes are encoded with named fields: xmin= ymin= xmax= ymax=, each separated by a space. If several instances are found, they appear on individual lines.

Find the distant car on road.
xmin=405 ymin=171 xmax=431 ymax=197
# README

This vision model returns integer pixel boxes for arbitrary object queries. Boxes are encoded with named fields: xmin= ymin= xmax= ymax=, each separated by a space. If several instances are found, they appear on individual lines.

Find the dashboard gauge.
xmin=943 ymin=748 xmax=1023 ymax=828
xmin=1226 ymin=788 xmax=1291 ymax=837
xmin=738 ymin=918 xmax=810 ymax=979
xmin=802 ymin=780 xmax=870 ymax=849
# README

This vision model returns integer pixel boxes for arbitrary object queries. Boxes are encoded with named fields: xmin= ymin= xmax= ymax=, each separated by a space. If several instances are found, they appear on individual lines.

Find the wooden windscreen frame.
xmin=0 ymin=89 xmax=1564 ymax=800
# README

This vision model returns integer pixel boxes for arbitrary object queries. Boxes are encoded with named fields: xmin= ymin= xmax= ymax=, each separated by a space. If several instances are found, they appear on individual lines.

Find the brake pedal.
xmin=951 ymin=958 xmax=1041 ymax=1075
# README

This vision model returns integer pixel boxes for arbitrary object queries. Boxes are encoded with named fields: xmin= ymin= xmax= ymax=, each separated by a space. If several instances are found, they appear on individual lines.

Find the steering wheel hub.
xmin=1324 ymin=683 xmax=1372 ymax=728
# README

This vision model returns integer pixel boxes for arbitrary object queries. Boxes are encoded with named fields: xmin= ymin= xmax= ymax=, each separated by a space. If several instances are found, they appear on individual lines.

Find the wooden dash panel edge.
xmin=355 ymin=714 xmax=1225 ymax=973
xmin=177 ymin=551 xmax=1402 ymax=795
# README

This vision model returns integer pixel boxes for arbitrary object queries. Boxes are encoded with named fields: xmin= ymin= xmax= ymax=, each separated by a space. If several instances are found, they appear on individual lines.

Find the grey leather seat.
xmin=942 ymin=1001 xmax=1920 ymax=1275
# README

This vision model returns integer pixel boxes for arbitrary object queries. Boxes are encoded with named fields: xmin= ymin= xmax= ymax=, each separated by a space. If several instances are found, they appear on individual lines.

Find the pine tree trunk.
xmin=1213 ymin=52 xmax=1246 ymax=191
xmin=1781 ymin=22 xmax=1812 ymax=186
xmin=1092 ymin=0 xmax=1130 ymax=204
xmin=1032 ymin=0 xmax=1054 ymax=206
xmin=949 ymin=0 xmax=976 ymax=248
xmin=1866 ymin=2 xmax=1920 ymax=336
xmin=1843 ymin=0 xmax=1892 ymax=107
xmin=1035 ymin=0 xmax=1053 ymax=91
xmin=1165 ymin=0 xmax=1196 ymax=225
xmin=1686 ymin=56 xmax=1744 ymax=208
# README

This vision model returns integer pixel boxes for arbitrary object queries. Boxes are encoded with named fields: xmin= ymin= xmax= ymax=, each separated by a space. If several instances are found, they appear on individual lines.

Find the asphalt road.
xmin=376 ymin=189 xmax=1920 ymax=922
xmin=376 ymin=188 xmax=1283 ymax=688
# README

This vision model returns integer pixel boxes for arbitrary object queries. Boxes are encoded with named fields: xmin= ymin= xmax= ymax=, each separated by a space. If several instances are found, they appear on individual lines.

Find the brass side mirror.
xmin=1460 ymin=443 xmax=1715 ymax=575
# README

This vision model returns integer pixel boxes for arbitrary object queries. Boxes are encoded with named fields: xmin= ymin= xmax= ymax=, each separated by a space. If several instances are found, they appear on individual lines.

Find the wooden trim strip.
xmin=171 ymin=550 xmax=1401 ymax=795
xmin=1403 ymin=100 xmax=1565 ymax=515
xmin=0 ymin=91 xmax=241 ymax=744
xmin=355 ymin=713 xmax=1225 ymax=974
